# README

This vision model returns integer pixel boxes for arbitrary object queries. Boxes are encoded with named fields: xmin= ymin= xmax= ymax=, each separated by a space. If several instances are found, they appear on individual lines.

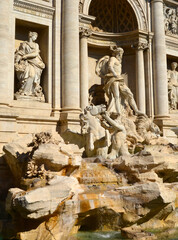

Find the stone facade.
xmin=0 ymin=4 xmax=177 ymax=165
xmin=0 ymin=0 xmax=177 ymax=203
xmin=0 ymin=1 xmax=178 ymax=238
xmin=0 ymin=0 xmax=177 ymax=154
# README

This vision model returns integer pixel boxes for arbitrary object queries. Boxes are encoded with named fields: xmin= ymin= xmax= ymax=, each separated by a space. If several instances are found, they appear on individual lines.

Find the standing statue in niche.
xmin=168 ymin=62 xmax=178 ymax=110
xmin=96 ymin=46 xmax=144 ymax=116
xmin=14 ymin=31 xmax=45 ymax=101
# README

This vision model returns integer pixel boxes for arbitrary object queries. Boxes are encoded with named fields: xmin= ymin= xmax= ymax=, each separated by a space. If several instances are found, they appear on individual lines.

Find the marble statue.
xmin=96 ymin=46 xmax=144 ymax=116
xmin=135 ymin=115 xmax=161 ymax=143
xmin=101 ymin=111 xmax=129 ymax=159
xmin=168 ymin=62 xmax=178 ymax=110
xmin=14 ymin=31 xmax=45 ymax=101
xmin=66 ymin=45 xmax=162 ymax=159
xmin=80 ymin=105 xmax=110 ymax=158
xmin=164 ymin=6 xmax=178 ymax=35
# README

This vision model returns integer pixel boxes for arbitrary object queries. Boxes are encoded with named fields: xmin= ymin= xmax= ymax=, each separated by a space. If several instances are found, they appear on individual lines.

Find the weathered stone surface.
xmin=3 ymin=135 xmax=178 ymax=239
xmin=3 ymin=135 xmax=33 ymax=182
xmin=3 ymin=133 xmax=82 ymax=185
xmin=33 ymin=143 xmax=82 ymax=171
xmin=7 ymin=176 xmax=81 ymax=219
xmin=33 ymin=143 xmax=70 ymax=171
xmin=110 ymin=153 xmax=178 ymax=183
xmin=76 ymin=160 xmax=176 ymax=230
xmin=121 ymin=226 xmax=157 ymax=240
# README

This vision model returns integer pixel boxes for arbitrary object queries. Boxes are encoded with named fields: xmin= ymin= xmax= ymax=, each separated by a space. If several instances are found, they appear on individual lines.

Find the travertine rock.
xmin=7 ymin=176 xmax=81 ymax=219
xmin=3 ymin=134 xmax=178 ymax=240
xmin=121 ymin=226 xmax=157 ymax=240
xmin=3 ymin=133 xmax=82 ymax=183
xmin=3 ymin=134 xmax=34 ymax=182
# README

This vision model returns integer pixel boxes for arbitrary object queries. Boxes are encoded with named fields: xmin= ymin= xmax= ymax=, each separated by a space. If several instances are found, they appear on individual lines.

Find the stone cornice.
xmin=164 ymin=0 xmax=178 ymax=6
xmin=13 ymin=0 xmax=55 ymax=20
xmin=151 ymin=0 xmax=164 ymax=3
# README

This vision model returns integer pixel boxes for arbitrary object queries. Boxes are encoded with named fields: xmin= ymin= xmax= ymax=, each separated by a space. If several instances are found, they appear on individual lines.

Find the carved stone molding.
xmin=79 ymin=0 xmax=84 ymax=13
xmin=14 ymin=0 xmax=55 ymax=20
xmin=82 ymin=0 xmax=148 ymax=31
xmin=79 ymin=27 xmax=92 ymax=38
xmin=131 ymin=0 xmax=147 ymax=30
xmin=132 ymin=41 xmax=149 ymax=50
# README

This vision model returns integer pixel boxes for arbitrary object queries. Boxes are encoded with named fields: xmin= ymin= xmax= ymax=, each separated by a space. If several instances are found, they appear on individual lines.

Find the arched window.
xmin=89 ymin=0 xmax=138 ymax=33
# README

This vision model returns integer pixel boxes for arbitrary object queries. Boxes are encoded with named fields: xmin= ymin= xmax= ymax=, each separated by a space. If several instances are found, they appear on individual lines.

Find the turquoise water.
xmin=74 ymin=231 xmax=178 ymax=240
xmin=75 ymin=231 xmax=126 ymax=240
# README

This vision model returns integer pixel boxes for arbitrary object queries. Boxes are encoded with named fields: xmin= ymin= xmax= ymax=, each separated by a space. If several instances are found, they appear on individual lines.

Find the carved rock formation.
xmin=1 ymin=132 xmax=178 ymax=239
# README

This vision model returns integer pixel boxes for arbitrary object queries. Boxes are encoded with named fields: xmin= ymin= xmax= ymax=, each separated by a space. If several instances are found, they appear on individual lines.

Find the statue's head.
xmin=171 ymin=62 xmax=178 ymax=70
xmin=110 ymin=46 xmax=124 ymax=60
xmin=29 ymin=31 xmax=38 ymax=41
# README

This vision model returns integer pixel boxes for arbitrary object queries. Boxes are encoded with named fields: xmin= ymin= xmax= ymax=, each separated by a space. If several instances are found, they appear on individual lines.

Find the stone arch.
xmin=82 ymin=0 xmax=148 ymax=31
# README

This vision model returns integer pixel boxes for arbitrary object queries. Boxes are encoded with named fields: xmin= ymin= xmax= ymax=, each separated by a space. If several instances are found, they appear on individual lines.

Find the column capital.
xmin=151 ymin=0 xmax=164 ymax=4
xmin=132 ymin=41 xmax=149 ymax=50
xmin=79 ymin=27 xmax=92 ymax=38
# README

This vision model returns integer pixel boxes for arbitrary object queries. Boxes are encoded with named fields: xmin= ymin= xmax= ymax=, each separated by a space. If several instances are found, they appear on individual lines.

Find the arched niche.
xmin=82 ymin=0 xmax=148 ymax=31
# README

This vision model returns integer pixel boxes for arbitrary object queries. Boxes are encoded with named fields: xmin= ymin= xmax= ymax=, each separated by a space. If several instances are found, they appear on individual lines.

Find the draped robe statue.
xmin=96 ymin=46 xmax=144 ymax=116
xmin=14 ymin=31 xmax=45 ymax=101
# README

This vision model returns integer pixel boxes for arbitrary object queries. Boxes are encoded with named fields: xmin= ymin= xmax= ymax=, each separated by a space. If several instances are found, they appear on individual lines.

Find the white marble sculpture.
xmin=168 ymin=62 xmax=178 ymax=110
xmin=80 ymin=105 xmax=109 ymax=158
xmin=14 ymin=31 xmax=45 ymax=101
xmin=83 ymin=105 xmax=130 ymax=159
xmin=96 ymin=46 xmax=144 ymax=116
xmin=164 ymin=6 xmax=178 ymax=35
xmin=67 ymin=46 xmax=162 ymax=159
xmin=101 ymin=111 xmax=129 ymax=159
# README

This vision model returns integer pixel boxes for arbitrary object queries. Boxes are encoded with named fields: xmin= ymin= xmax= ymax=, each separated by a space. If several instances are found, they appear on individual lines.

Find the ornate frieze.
xmin=14 ymin=0 xmax=55 ymax=20
xmin=164 ymin=4 xmax=178 ymax=35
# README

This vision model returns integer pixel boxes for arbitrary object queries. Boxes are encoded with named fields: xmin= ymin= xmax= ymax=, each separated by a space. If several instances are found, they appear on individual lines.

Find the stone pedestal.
xmin=152 ymin=0 xmax=169 ymax=118
xmin=154 ymin=112 xmax=178 ymax=144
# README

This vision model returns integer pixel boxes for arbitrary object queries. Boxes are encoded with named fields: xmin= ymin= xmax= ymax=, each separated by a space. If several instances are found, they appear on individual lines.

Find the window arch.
xmin=89 ymin=0 xmax=138 ymax=33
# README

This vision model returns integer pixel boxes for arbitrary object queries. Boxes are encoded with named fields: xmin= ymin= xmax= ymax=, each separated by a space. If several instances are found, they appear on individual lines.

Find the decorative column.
xmin=145 ymin=35 xmax=154 ymax=117
xmin=62 ymin=0 xmax=80 ymax=112
xmin=80 ymin=27 xmax=92 ymax=110
xmin=133 ymin=41 xmax=148 ymax=114
xmin=152 ymin=0 xmax=169 ymax=117
xmin=0 ymin=0 xmax=12 ymax=105
xmin=52 ymin=0 xmax=62 ymax=116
